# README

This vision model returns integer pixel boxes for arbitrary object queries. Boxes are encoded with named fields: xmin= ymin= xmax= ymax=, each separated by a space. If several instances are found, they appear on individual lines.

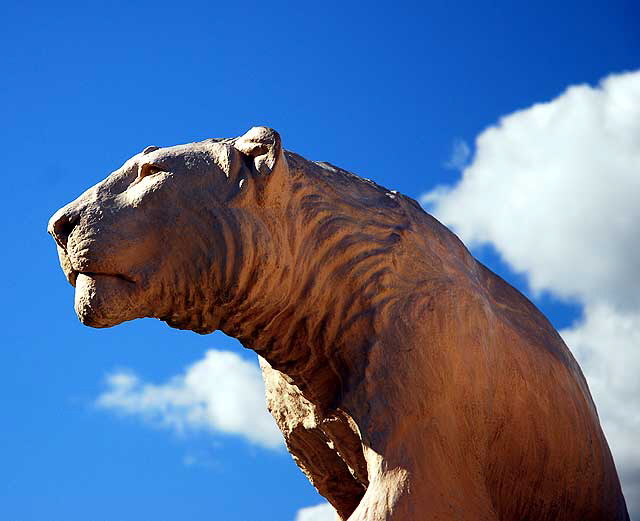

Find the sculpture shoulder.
xmin=475 ymin=261 xmax=583 ymax=371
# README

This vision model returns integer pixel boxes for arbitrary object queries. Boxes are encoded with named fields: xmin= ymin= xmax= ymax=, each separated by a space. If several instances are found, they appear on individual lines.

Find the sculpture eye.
xmin=137 ymin=163 xmax=164 ymax=180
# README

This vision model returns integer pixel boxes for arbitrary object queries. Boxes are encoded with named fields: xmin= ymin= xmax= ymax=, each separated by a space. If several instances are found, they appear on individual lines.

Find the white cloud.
xmin=443 ymin=139 xmax=471 ymax=171
xmin=96 ymin=349 xmax=283 ymax=449
xmin=422 ymin=69 xmax=640 ymax=517
xmin=423 ymin=70 xmax=640 ymax=309
xmin=294 ymin=503 xmax=336 ymax=521
xmin=561 ymin=304 xmax=640 ymax=512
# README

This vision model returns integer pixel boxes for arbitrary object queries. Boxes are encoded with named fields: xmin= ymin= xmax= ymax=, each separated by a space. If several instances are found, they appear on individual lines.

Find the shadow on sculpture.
xmin=48 ymin=127 xmax=629 ymax=520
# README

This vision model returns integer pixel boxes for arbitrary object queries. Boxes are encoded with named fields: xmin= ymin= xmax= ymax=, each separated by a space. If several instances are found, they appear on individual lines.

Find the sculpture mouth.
xmin=66 ymin=269 xmax=136 ymax=288
xmin=79 ymin=271 xmax=136 ymax=284
xmin=56 ymin=245 xmax=137 ymax=289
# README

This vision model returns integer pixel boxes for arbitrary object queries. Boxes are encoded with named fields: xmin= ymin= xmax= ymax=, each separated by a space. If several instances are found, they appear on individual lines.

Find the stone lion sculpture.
xmin=48 ymin=127 xmax=629 ymax=520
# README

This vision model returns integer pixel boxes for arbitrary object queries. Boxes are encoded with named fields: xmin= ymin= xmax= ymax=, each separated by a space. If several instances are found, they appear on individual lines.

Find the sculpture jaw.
xmin=74 ymin=273 xmax=148 ymax=328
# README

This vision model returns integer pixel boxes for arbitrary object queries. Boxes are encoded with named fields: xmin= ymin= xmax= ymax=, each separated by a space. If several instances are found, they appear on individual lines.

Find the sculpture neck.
xmin=213 ymin=155 xmax=414 ymax=412
xmin=213 ymin=206 xmax=355 ymax=410
xmin=226 ymin=281 xmax=380 ymax=413
xmin=216 ymin=212 xmax=399 ymax=413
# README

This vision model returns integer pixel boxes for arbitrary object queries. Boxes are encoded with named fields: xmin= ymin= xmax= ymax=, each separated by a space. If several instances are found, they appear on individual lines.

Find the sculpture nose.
xmin=48 ymin=205 xmax=80 ymax=249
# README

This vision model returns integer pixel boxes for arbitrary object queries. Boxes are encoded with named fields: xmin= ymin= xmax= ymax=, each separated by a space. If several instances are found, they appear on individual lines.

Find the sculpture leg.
xmin=345 ymin=446 xmax=498 ymax=521
xmin=347 ymin=477 xmax=498 ymax=521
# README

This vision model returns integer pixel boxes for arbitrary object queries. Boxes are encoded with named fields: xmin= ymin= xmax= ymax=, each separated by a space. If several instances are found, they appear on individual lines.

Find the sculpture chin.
xmin=74 ymin=273 xmax=142 ymax=328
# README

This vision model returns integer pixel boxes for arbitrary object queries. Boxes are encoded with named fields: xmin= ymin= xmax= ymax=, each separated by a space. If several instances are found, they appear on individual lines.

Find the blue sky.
xmin=1 ymin=1 xmax=639 ymax=520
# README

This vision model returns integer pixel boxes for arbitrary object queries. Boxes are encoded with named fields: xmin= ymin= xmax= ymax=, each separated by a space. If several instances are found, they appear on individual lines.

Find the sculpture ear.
xmin=234 ymin=126 xmax=283 ymax=176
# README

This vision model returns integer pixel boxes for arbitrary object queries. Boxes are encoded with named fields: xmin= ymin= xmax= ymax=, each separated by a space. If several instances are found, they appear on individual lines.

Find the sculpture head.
xmin=48 ymin=127 xmax=287 ymax=332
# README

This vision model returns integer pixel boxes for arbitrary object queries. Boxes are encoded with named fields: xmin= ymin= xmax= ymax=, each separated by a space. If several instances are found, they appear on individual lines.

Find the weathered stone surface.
xmin=49 ymin=127 xmax=629 ymax=520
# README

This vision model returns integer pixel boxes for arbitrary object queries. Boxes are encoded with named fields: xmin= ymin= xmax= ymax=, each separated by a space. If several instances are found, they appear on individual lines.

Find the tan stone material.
xmin=48 ymin=127 xmax=630 ymax=520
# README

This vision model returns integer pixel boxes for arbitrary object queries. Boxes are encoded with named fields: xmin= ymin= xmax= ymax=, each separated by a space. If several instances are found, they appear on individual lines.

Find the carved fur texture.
xmin=49 ymin=127 xmax=629 ymax=521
